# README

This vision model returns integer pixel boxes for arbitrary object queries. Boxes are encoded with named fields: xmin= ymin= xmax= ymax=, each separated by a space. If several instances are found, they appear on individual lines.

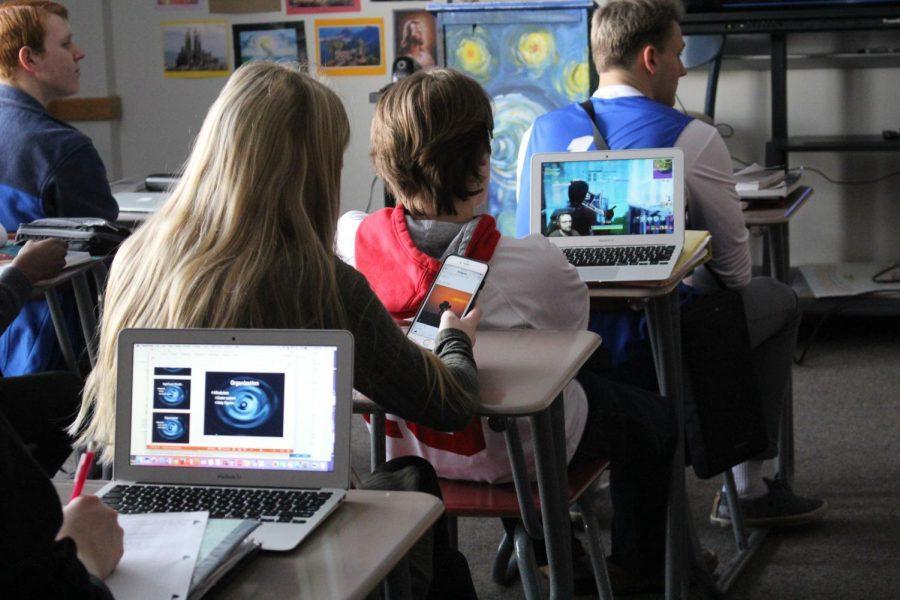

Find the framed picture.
xmin=287 ymin=0 xmax=360 ymax=15
xmin=315 ymin=18 xmax=385 ymax=76
xmin=209 ymin=0 xmax=280 ymax=12
xmin=394 ymin=10 xmax=436 ymax=69
xmin=232 ymin=21 xmax=308 ymax=71
xmin=156 ymin=0 xmax=204 ymax=9
xmin=163 ymin=21 xmax=230 ymax=78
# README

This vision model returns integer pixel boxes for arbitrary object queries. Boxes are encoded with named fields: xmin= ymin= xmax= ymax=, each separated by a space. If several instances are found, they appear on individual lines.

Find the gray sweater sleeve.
xmin=0 ymin=267 xmax=33 ymax=334
xmin=335 ymin=262 xmax=479 ymax=431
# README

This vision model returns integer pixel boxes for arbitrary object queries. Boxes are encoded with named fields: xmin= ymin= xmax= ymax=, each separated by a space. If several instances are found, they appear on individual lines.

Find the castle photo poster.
xmin=162 ymin=20 xmax=230 ymax=78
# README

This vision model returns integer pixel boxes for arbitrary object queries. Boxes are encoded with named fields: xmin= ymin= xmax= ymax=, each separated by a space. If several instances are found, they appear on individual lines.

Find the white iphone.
xmin=407 ymin=254 xmax=489 ymax=350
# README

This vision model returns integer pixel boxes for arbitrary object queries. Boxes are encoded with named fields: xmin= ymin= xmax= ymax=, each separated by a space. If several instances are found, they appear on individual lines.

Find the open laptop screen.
xmin=128 ymin=343 xmax=338 ymax=473
xmin=539 ymin=156 xmax=676 ymax=238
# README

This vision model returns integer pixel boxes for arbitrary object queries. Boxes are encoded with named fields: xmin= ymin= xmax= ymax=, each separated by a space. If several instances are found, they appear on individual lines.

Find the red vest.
xmin=354 ymin=207 xmax=500 ymax=457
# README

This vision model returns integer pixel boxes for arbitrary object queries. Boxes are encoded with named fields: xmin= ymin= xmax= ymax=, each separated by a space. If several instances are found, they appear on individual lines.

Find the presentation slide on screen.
xmin=205 ymin=372 xmax=285 ymax=438
xmin=540 ymin=157 xmax=675 ymax=237
xmin=129 ymin=343 xmax=338 ymax=472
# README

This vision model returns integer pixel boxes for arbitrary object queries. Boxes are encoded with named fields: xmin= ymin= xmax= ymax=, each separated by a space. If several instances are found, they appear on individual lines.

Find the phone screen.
xmin=408 ymin=256 xmax=488 ymax=350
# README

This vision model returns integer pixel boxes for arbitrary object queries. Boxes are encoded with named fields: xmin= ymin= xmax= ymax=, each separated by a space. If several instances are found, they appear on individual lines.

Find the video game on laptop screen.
xmin=128 ymin=343 xmax=338 ymax=473
xmin=539 ymin=157 xmax=676 ymax=238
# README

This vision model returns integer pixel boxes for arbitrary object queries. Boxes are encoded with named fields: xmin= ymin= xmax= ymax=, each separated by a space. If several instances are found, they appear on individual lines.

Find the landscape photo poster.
xmin=233 ymin=21 xmax=308 ymax=71
xmin=315 ymin=18 xmax=385 ymax=76
xmin=287 ymin=0 xmax=361 ymax=15
xmin=393 ymin=9 xmax=436 ymax=69
xmin=162 ymin=20 xmax=230 ymax=78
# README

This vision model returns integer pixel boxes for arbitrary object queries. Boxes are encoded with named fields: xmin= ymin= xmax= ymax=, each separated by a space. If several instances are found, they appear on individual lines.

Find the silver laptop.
xmin=530 ymin=149 xmax=685 ymax=282
xmin=97 ymin=328 xmax=354 ymax=552
xmin=113 ymin=191 xmax=169 ymax=214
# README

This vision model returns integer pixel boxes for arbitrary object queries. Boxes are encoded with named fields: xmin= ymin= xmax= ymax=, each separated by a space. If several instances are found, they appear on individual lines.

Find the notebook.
xmin=530 ymin=148 xmax=685 ymax=283
xmin=97 ymin=328 xmax=354 ymax=551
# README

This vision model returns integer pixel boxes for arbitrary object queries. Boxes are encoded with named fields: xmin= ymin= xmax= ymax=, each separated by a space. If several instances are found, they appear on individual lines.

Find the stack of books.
xmin=733 ymin=163 xmax=803 ymax=199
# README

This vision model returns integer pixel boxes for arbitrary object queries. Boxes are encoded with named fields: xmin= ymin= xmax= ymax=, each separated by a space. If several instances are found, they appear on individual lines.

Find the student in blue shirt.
xmin=0 ymin=0 xmax=118 ymax=376
xmin=516 ymin=0 xmax=826 ymax=529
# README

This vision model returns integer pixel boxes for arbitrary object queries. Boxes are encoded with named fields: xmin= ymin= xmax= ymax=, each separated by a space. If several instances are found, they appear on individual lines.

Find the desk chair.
xmin=355 ymin=401 xmax=615 ymax=600
xmin=682 ymin=34 xmax=725 ymax=121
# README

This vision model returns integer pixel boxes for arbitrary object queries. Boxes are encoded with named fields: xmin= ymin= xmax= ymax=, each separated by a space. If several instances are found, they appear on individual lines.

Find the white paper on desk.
xmin=104 ymin=511 xmax=208 ymax=600
xmin=799 ymin=263 xmax=898 ymax=298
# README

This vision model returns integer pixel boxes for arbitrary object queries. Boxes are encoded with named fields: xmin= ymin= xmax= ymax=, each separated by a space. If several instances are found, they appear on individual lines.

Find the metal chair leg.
xmin=446 ymin=515 xmax=459 ymax=550
xmin=491 ymin=530 xmax=518 ymax=586
xmin=576 ymin=492 xmax=614 ymax=600
xmin=722 ymin=471 xmax=749 ymax=551
xmin=514 ymin=522 xmax=544 ymax=600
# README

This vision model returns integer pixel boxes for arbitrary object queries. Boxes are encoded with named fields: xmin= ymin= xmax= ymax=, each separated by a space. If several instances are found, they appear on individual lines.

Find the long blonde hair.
xmin=72 ymin=62 xmax=351 ymax=462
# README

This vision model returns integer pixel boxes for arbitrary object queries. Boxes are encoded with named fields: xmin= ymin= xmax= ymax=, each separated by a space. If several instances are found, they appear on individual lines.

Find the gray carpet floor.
xmin=350 ymin=316 xmax=900 ymax=599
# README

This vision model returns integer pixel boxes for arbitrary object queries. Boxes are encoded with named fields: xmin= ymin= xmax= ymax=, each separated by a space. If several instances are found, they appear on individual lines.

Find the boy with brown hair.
xmin=338 ymin=67 xmax=679 ymax=593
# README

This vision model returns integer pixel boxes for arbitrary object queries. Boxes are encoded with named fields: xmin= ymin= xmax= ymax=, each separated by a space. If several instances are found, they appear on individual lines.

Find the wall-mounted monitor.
xmin=682 ymin=0 xmax=900 ymax=33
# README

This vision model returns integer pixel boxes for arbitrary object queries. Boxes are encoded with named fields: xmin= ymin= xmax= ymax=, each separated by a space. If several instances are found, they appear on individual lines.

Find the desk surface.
xmin=32 ymin=257 xmax=104 ymax=293
xmin=56 ymin=481 xmax=443 ymax=600
xmin=743 ymin=185 xmax=813 ymax=226
xmin=355 ymin=329 xmax=600 ymax=417
xmin=587 ymin=239 xmax=712 ymax=299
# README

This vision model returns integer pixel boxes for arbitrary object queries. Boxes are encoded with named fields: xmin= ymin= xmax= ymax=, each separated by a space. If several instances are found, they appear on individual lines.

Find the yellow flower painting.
xmin=455 ymin=33 xmax=493 ymax=79
xmin=515 ymin=30 xmax=556 ymax=74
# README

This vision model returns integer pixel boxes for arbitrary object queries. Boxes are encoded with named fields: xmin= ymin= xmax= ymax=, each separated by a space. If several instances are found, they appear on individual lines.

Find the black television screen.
xmin=682 ymin=0 xmax=900 ymax=32
xmin=717 ymin=0 xmax=898 ymax=8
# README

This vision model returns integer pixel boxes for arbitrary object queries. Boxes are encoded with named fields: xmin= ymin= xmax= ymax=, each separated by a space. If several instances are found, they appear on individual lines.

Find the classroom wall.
xmin=65 ymin=1 xmax=899 ymax=266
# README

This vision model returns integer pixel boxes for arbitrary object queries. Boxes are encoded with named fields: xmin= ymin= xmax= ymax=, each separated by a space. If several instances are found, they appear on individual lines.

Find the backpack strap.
xmin=579 ymin=99 xmax=609 ymax=151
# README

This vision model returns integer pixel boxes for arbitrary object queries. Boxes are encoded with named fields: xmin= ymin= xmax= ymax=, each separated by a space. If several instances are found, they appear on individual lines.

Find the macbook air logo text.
xmin=217 ymin=474 xmax=241 ymax=480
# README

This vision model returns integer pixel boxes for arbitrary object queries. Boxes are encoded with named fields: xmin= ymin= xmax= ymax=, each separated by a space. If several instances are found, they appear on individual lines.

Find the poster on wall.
xmin=315 ymin=18 xmax=385 ymax=76
xmin=233 ymin=22 xmax=308 ymax=71
xmin=156 ymin=0 xmax=205 ymax=9
xmin=439 ymin=7 xmax=591 ymax=235
xmin=287 ymin=0 xmax=360 ymax=15
xmin=162 ymin=21 xmax=230 ymax=78
xmin=209 ymin=0 xmax=280 ymax=13
xmin=394 ymin=10 xmax=436 ymax=69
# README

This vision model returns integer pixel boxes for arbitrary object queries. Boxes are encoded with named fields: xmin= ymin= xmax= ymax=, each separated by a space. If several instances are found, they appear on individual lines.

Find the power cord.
xmin=364 ymin=175 xmax=379 ymax=213
xmin=731 ymin=154 xmax=900 ymax=185
xmin=715 ymin=122 xmax=735 ymax=138
xmin=801 ymin=166 xmax=900 ymax=186
xmin=793 ymin=289 xmax=900 ymax=365
xmin=872 ymin=263 xmax=900 ymax=283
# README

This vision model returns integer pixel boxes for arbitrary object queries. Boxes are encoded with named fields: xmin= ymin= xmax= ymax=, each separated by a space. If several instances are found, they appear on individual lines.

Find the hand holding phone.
xmin=440 ymin=306 xmax=482 ymax=345
xmin=408 ymin=255 xmax=489 ymax=350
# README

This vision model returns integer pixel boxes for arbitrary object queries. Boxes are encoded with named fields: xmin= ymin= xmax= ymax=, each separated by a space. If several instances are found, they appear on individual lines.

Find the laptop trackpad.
xmin=579 ymin=266 xmax=619 ymax=282
xmin=252 ymin=522 xmax=309 ymax=552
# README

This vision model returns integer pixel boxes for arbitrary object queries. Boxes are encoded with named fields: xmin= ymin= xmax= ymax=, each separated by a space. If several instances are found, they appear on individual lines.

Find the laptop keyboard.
xmin=563 ymin=245 xmax=675 ymax=267
xmin=101 ymin=484 xmax=332 ymax=523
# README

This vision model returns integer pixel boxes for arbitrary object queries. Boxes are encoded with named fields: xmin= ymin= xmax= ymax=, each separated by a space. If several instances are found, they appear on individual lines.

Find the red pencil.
xmin=70 ymin=442 xmax=96 ymax=500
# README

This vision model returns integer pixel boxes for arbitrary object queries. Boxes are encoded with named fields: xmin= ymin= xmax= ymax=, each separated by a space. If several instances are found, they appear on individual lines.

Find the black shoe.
xmin=710 ymin=476 xmax=828 ymax=528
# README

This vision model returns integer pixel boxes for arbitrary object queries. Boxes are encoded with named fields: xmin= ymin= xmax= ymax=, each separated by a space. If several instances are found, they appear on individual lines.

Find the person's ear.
xmin=640 ymin=44 xmax=659 ymax=76
xmin=17 ymin=46 xmax=39 ymax=75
